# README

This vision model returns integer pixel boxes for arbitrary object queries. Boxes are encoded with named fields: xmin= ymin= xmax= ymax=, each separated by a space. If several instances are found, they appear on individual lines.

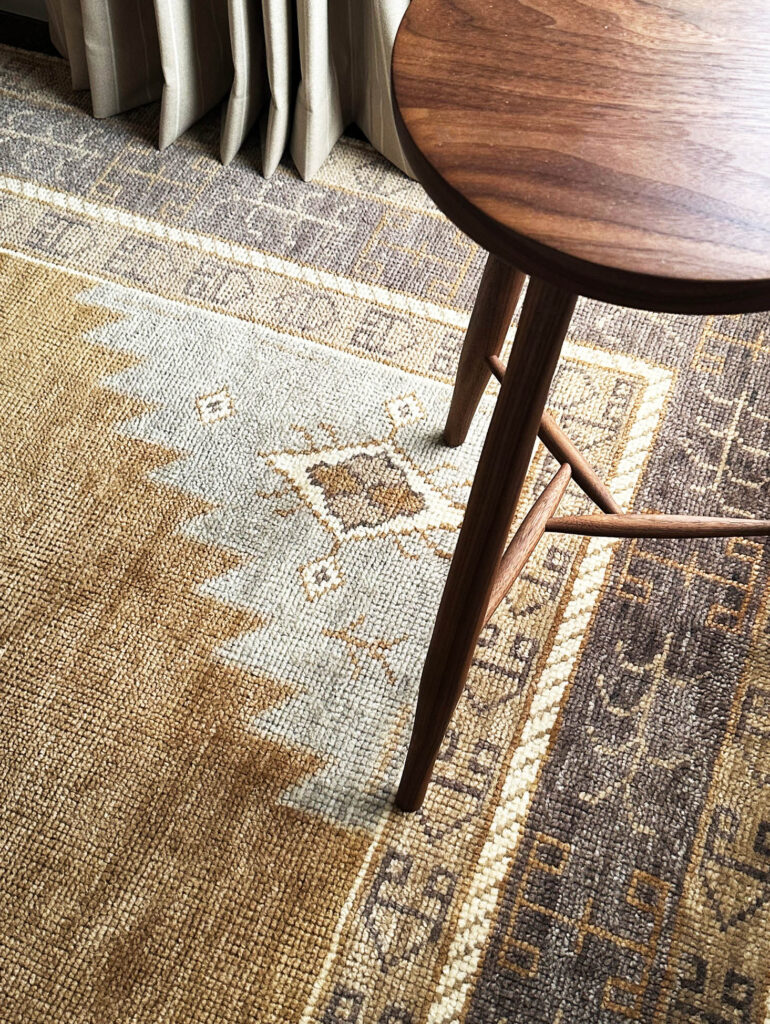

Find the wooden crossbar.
xmin=487 ymin=354 xmax=623 ymax=514
xmin=484 ymin=463 xmax=572 ymax=625
xmin=480 ymin=352 xmax=770 ymax=622
xmin=546 ymin=514 xmax=770 ymax=538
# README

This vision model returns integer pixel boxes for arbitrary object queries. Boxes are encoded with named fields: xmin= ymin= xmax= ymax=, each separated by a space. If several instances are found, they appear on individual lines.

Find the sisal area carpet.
xmin=1 ymin=44 xmax=770 ymax=1024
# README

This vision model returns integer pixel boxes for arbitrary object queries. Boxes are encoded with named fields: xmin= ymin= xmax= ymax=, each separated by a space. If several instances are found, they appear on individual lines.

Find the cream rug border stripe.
xmin=0 ymin=241 xmax=464 ymax=384
xmin=0 ymin=175 xmax=471 ymax=331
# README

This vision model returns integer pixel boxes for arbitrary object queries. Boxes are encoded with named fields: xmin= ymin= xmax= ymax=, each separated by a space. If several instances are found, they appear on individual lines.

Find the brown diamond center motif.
xmin=307 ymin=452 xmax=426 ymax=531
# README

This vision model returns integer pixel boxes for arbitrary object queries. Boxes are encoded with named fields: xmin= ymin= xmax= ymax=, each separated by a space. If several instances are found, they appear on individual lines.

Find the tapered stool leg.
xmin=396 ymin=276 xmax=577 ymax=811
xmin=444 ymin=254 xmax=525 ymax=447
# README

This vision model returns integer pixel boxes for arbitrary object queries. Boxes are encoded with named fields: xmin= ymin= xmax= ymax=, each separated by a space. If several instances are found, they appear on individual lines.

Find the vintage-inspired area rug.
xmin=1 ymin=44 xmax=769 ymax=1024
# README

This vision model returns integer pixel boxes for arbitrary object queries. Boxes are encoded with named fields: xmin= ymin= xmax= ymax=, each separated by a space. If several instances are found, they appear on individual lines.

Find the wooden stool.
xmin=392 ymin=0 xmax=770 ymax=811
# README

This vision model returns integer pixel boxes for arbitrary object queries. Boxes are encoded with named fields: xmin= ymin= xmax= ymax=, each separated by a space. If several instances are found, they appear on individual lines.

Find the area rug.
xmin=1 ymin=44 xmax=769 ymax=1024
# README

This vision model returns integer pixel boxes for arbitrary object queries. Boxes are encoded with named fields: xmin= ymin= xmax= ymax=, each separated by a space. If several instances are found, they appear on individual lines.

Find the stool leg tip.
xmin=395 ymin=781 xmax=426 ymax=813
xmin=442 ymin=426 xmax=465 ymax=448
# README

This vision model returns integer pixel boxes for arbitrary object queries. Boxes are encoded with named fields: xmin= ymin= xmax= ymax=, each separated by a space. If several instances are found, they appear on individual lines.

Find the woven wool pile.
xmin=1 ymin=44 xmax=769 ymax=1024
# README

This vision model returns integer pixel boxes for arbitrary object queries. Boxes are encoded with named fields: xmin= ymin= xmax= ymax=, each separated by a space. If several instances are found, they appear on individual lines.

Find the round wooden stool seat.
xmin=392 ymin=0 xmax=770 ymax=811
xmin=393 ymin=0 xmax=770 ymax=314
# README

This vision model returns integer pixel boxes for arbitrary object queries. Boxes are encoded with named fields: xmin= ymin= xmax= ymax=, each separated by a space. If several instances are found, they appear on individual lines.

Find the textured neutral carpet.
xmin=1 ymin=44 xmax=770 ymax=1024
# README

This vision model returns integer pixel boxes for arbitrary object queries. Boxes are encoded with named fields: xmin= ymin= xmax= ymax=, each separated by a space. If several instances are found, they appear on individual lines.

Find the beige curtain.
xmin=45 ymin=0 xmax=411 ymax=180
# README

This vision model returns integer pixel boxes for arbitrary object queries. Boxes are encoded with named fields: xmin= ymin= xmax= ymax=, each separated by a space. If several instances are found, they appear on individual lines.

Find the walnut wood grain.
xmin=484 ymin=463 xmax=572 ymax=626
xmin=538 ymin=412 xmax=624 ymax=515
xmin=393 ymin=0 xmax=770 ymax=313
xmin=444 ymin=254 xmax=525 ymax=447
xmin=546 ymin=514 xmax=770 ymax=538
xmin=396 ymin=277 xmax=576 ymax=811
xmin=488 ymin=354 xmax=624 ymax=514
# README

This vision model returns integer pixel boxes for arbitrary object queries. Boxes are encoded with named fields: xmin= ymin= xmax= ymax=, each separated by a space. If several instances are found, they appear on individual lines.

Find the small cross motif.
xmin=196 ymin=387 xmax=235 ymax=424
xmin=300 ymin=555 xmax=344 ymax=601
xmin=386 ymin=392 xmax=425 ymax=428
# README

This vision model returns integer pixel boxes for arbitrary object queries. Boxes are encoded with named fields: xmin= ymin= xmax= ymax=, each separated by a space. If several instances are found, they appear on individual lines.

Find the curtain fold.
xmin=47 ymin=0 xmax=163 ymax=116
xmin=44 ymin=0 xmax=411 ymax=179
xmin=222 ymin=0 xmax=268 ymax=165
xmin=260 ymin=0 xmax=293 ymax=177
xmin=153 ymin=0 xmax=233 ymax=150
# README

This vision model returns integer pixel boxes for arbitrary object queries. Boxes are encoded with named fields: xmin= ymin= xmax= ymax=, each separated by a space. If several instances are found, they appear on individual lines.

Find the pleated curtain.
xmin=45 ymin=0 xmax=411 ymax=180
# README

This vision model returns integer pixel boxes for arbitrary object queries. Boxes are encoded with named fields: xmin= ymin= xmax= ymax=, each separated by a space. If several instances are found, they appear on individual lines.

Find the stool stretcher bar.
xmin=487 ymin=352 xmax=770 ymax=573
xmin=484 ymin=463 xmax=572 ymax=626
xmin=488 ymin=354 xmax=622 ymax=514
xmin=546 ymin=514 xmax=770 ymax=538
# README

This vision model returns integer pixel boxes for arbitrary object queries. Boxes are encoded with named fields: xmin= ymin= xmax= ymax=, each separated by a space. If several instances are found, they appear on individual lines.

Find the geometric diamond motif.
xmin=386 ymin=392 xmax=425 ymax=428
xmin=269 ymin=441 xmax=464 ymax=542
xmin=307 ymin=451 xmax=425 ymax=531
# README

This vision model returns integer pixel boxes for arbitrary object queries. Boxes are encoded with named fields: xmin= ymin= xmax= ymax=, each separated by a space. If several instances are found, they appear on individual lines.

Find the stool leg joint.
xmin=487 ymin=354 xmax=623 ymax=515
xmin=484 ymin=463 xmax=572 ymax=625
